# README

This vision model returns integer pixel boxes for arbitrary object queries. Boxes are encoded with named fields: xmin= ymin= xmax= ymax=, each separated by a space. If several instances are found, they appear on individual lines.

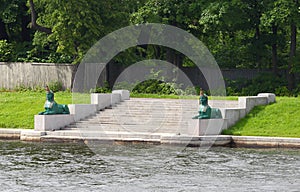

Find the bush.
xmin=90 ymin=82 xmax=111 ymax=93
xmin=275 ymin=86 xmax=290 ymax=96
xmin=0 ymin=40 xmax=14 ymax=61
xmin=48 ymin=81 xmax=63 ymax=92
xmin=132 ymin=79 xmax=179 ymax=95
xmin=225 ymin=73 xmax=292 ymax=96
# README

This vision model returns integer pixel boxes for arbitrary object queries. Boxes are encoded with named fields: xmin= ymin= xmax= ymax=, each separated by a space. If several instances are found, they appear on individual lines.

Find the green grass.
xmin=1 ymin=91 xmax=299 ymax=138
xmin=0 ymin=91 xmax=72 ymax=129
xmin=222 ymin=97 xmax=300 ymax=138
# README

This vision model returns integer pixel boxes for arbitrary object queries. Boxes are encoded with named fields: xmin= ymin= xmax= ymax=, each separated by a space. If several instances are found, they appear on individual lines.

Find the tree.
xmin=0 ymin=0 xmax=31 ymax=42
xmin=261 ymin=0 xmax=300 ymax=90
xmin=28 ymin=0 xmax=51 ymax=34
xmin=27 ymin=0 xmax=146 ymax=64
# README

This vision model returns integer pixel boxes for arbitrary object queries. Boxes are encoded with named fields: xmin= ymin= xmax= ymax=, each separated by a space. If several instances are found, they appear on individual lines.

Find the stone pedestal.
xmin=91 ymin=93 xmax=112 ymax=110
xmin=34 ymin=115 xmax=75 ymax=131
xmin=112 ymin=90 xmax=130 ymax=101
xmin=68 ymin=104 xmax=97 ymax=121
xmin=188 ymin=119 xmax=227 ymax=136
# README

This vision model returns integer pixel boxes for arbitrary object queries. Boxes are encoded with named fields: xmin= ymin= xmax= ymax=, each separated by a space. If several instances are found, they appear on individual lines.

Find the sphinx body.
xmin=193 ymin=92 xmax=222 ymax=119
xmin=38 ymin=89 xmax=70 ymax=115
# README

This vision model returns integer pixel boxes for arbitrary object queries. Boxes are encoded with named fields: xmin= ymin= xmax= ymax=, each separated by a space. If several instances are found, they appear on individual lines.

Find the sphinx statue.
xmin=38 ymin=85 xmax=70 ymax=115
xmin=192 ymin=90 xmax=222 ymax=119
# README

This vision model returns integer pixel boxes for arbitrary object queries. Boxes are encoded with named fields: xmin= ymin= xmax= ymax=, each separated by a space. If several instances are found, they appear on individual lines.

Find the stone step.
xmin=64 ymin=124 xmax=190 ymax=133
xmin=45 ymin=130 xmax=174 ymax=140
xmin=54 ymin=97 xmax=233 ymax=138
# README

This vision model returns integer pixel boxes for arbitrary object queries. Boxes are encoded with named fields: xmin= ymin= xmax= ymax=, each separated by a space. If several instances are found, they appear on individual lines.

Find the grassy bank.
xmin=1 ymin=92 xmax=299 ymax=138
xmin=0 ymin=91 xmax=72 ymax=129
xmin=222 ymin=97 xmax=300 ymax=138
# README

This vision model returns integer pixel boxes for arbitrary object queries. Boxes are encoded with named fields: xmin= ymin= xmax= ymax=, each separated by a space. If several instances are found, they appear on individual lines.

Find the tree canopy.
xmin=0 ymin=0 xmax=299 ymax=90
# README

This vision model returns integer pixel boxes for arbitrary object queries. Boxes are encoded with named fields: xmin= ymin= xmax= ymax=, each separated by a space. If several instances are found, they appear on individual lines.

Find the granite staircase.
xmin=43 ymin=98 xmax=237 ymax=142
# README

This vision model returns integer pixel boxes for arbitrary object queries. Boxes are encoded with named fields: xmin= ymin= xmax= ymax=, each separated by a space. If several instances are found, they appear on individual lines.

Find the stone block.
xmin=91 ymin=93 xmax=112 ymax=110
xmin=0 ymin=128 xmax=22 ymax=139
xmin=34 ymin=114 xmax=75 ymax=131
xmin=112 ymin=90 xmax=130 ymax=101
xmin=221 ymin=108 xmax=245 ymax=128
xmin=111 ymin=93 xmax=121 ymax=106
xmin=69 ymin=104 xmax=98 ymax=121
xmin=188 ymin=119 xmax=227 ymax=136
xmin=20 ymin=130 xmax=46 ymax=141
xmin=238 ymin=96 xmax=268 ymax=113
xmin=257 ymin=93 xmax=276 ymax=103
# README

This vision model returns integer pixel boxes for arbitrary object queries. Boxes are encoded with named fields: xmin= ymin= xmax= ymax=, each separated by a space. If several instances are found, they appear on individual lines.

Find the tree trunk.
xmin=271 ymin=24 xmax=278 ymax=75
xmin=287 ymin=23 xmax=296 ymax=91
xmin=29 ymin=0 xmax=52 ymax=34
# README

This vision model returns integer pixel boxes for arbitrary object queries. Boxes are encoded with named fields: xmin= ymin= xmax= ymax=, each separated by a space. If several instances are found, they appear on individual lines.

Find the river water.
xmin=0 ymin=140 xmax=299 ymax=192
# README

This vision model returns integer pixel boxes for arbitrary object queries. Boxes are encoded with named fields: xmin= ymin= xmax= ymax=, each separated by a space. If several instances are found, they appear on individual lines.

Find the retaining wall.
xmin=0 ymin=62 xmax=75 ymax=89
xmin=197 ymin=93 xmax=276 ymax=135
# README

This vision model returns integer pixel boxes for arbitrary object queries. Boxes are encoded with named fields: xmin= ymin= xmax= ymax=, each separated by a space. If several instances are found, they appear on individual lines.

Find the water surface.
xmin=0 ymin=140 xmax=299 ymax=192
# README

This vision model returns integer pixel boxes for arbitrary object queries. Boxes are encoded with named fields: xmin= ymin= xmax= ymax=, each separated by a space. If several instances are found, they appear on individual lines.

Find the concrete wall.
xmin=0 ymin=62 xmax=75 ymax=89
xmin=1 ymin=62 xmax=283 ymax=91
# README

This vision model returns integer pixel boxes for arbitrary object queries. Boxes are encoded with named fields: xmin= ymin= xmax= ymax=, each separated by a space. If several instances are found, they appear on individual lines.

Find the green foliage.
xmin=90 ymin=82 xmax=111 ymax=93
xmin=48 ymin=81 xmax=63 ymax=92
xmin=0 ymin=0 xmax=299 ymax=94
xmin=113 ymin=81 xmax=137 ymax=91
xmin=0 ymin=40 xmax=14 ymax=61
xmin=225 ymin=73 xmax=291 ymax=96
xmin=132 ymin=79 xmax=180 ymax=95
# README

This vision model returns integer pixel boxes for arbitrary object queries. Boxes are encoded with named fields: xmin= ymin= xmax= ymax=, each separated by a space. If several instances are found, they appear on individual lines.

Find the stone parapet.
xmin=91 ymin=93 xmax=112 ymax=110
xmin=34 ymin=115 xmax=75 ymax=131
xmin=188 ymin=119 xmax=227 ymax=136
xmin=68 ymin=104 xmax=98 ymax=121
xmin=112 ymin=90 xmax=130 ymax=101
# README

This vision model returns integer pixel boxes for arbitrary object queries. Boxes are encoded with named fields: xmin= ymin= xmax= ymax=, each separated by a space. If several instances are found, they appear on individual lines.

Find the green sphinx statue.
xmin=192 ymin=90 xmax=222 ymax=119
xmin=38 ymin=85 xmax=70 ymax=115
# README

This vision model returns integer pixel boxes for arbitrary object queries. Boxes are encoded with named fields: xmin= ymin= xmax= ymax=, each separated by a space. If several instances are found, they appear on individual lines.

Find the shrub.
xmin=225 ymin=73 xmax=291 ymax=96
xmin=132 ymin=79 xmax=180 ymax=95
xmin=275 ymin=86 xmax=290 ymax=96
xmin=90 ymin=82 xmax=111 ymax=93
xmin=48 ymin=81 xmax=63 ymax=92
xmin=0 ymin=40 xmax=14 ymax=61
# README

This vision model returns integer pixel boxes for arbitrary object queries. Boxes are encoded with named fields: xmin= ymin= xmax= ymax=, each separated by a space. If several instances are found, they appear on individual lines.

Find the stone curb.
xmin=0 ymin=128 xmax=299 ymax=148
xmin=231 ymin=136 xmax=300 ymax=148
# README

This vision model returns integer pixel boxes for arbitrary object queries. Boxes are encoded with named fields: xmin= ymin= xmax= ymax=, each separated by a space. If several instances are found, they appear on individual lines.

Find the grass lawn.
xmin=1 ymin=92 xmax=299 ymax=138
xmin=0 ymin=91 xmax=72 ymax=129
xmin=222 ymin=97 xmax=300 ymax=138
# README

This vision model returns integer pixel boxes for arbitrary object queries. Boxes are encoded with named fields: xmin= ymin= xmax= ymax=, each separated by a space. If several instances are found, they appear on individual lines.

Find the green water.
xmin=0 ymin=140 xmax=299 ymax=192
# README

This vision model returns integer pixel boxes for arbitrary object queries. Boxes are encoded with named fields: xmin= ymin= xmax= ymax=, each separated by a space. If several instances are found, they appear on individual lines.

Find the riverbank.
xmin=0 ymin=128 xmax=299 ymax=148
xmin=1 ymin=92 xmax=299 ymax=138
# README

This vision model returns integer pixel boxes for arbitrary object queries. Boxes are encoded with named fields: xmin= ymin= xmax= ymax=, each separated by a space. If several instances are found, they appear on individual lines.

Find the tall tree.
xmin=261 ymin=0 xmax=300 ymax=90
xmin=0 ymin=0 xmax=31 ymax=42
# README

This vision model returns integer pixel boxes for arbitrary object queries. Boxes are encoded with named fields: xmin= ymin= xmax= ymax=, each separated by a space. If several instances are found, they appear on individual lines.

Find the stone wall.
xmin=0 ymin=62 xmax=75 ymax=90
xmin=0 ymin=62 xmax=286 ymax=91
